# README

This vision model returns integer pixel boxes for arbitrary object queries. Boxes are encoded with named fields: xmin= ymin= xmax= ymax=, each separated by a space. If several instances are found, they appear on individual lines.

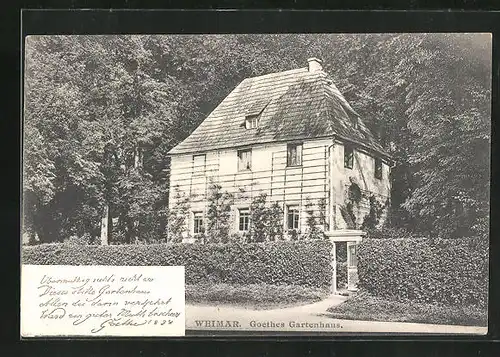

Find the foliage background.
xmin=22 ymin=34 xmax=491 ymax=243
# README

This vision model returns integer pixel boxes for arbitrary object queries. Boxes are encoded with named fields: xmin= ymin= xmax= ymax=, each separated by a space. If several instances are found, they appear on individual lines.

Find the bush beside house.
xmin=357 ymin=236 xmax=489 ymax=308
xmin=23 ymin=240 xmax=333 ymax=288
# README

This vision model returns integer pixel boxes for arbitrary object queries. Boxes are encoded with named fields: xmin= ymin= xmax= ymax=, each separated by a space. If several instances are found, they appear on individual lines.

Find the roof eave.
xmin=332 ymin=134 xmax=393 ymax=163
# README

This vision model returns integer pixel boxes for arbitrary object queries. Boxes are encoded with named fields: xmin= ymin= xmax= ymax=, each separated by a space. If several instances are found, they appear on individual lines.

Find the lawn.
xmin=186 ymin=283 xmax=330 ymax=310
xmin=325 ymin=291 xmax=487 ymax=327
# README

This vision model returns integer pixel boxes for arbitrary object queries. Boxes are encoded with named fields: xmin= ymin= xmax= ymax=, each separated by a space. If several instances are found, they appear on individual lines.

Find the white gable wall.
xmin=330 ymin=141 xmax=391 ymax=229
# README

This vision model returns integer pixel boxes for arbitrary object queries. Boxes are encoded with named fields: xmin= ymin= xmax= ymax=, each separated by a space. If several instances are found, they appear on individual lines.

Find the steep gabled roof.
xmin=168 ymin=66 xmax=390 ymax=159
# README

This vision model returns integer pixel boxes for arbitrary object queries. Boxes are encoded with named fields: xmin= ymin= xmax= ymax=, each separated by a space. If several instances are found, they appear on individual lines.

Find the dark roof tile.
xmin=168 ymin=66 xmax=390 ymax=159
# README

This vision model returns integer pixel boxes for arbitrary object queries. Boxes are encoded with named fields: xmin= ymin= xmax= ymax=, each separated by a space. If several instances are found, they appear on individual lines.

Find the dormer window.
xmin=245 ymin=114 xmax=260 ymax=129
xmin=243 ymin=99 xmax=269 ymax=130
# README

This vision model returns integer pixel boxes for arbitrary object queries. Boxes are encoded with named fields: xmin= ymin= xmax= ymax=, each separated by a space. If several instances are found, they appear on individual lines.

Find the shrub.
xmin=336 ymin=261 xmax=348 ymax=289
xmin=22 ymin=240 xmax=333 ymax=288
xmin=249 ymin=194 xmax=284 ymax=242
xmin=166 ymin=186 xmax=190 ymax=242
xmin=206 ymin=183 xmax=234 ymax=243
xmin=304 ymin=198 xmax=325 ymax=240
xmin=365 ymin=226 xmax=425 ymax=239
xmin=357 ymin=236 xmax=489 ymax=307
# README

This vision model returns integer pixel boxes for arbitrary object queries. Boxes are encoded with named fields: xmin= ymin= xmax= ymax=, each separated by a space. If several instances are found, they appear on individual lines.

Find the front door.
xmin=347 ymin=242 xmax=359 ymax=291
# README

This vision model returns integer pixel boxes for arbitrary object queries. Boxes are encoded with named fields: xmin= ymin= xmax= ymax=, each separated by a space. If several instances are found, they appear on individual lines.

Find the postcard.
xmin=21 ymin=32 xmax=490 ymax=337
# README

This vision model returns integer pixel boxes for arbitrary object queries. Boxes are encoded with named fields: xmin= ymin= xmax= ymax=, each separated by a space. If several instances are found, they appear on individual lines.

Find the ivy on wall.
xmin=249 ymin=193 xmax=284 ymax=242
xmin=166 ymin=185 xmax=190 ymax=242
xmin=206 ymin=182 xmax=234 ymax=243
xmin=362 ymin=195 xmax=389 ymax=230
xmin=339 ymin=177 xmax=389 ymax=230
xmin=340 ymin=179 xmax=363 ymax=229
xmin=305 ymin=197 xmax=327 ymax=240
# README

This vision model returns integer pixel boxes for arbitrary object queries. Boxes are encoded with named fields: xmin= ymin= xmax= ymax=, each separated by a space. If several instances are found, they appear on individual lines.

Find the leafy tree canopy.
xmin=23 ymin=34 xmax=491 ymax=243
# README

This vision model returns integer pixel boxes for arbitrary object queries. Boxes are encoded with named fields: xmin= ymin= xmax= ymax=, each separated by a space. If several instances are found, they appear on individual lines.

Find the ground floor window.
xmin=287 ymin=205 xmax=300 ymax=230
xmin=238 ymin=208 xmax=250 ymax=231
xmin=193 ymin=211 xmax=204 ymax=234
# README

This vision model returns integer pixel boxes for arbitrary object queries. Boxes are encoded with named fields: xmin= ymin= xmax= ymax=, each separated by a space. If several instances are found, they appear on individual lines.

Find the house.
xmin=167 ymin=58 xmax=393 ymax=242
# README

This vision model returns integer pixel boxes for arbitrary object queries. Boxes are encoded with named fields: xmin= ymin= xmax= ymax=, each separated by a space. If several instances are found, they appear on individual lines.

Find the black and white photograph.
xmin=21 ymin=32 xmax=491 ymax=336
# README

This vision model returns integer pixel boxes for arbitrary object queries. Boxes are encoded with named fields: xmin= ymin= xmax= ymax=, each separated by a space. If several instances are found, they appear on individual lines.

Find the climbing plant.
xmin=340 ymin=179 xmax=363 ymax=229
xmin=249 ymin=193 xmax=284 ymax=242
xmin=318 ymin=197 xmax=328 ymax=231
xmin=206 ymin=182 xmax=234 ymax=243
xmin=362 ymin=195 xmax=388 ymax=230
xmin=305 ymin=197 xmax=325 ymax=239
xmin=166 ymin=186 xmax=190 ymax=242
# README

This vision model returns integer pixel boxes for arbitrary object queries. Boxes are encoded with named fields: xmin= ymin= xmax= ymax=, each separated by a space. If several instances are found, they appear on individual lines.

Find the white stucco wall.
xmin=330 ymin=141 xmax=391 ymax=229
xmin=168 ymin=137 xmax=391 ymax=237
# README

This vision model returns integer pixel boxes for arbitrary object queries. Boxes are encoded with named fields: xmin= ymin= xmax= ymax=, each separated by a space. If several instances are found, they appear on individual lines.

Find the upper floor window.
xmin=374 ymin=158 xmax=383 ymax=180
xmin=238 ymin=208 xmax=250 ymax=231
xmin=344 ymin=145 xmax=354 ymax=169
xmin=287 ymin=143 xmax=303 ymax=166
xmin=193 ymin=212 xmax=204 ymax=234
xmin=287 ymin=205 xmax=300 ymax=230
xmin=192 ymin=154 xmax=206 ymax=175
xmin=245 ymin=115 xmax=260 ymax=129
xmin=237 ymin=149 xmax=252 ymax=171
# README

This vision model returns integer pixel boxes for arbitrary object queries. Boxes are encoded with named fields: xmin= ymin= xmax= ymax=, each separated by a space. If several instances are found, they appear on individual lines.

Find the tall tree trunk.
xmin=100 ymin=204 xmax=109 ymax=245
xmin=134 ymin=145 xmax=143 ymax=169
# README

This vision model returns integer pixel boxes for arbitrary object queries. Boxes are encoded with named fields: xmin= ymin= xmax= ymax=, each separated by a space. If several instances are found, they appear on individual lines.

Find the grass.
xmin=186 ymin=283 xmax=330 ymax=310
xmin=325 ymin=291 xmax=487 ymax=327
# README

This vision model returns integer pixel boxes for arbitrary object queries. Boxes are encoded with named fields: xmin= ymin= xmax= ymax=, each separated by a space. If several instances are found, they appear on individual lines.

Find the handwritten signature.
xmin=90 ymin=318 xmax=148 ymax=333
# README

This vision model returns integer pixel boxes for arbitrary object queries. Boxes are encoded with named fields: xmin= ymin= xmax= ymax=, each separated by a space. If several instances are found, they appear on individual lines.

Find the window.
xmin=344 ymin=145 xmax=354 ymax=169
xmin=238 ymin=208 xmax=250 ymax=231
xmin=237 ymin=149 xmax=252 ymax=171
xmin=374 ymin=158 xmax=383 ymax=180
xmin=192 ymin=154 xmax=206 ymax=175
xmin=245 ymin=115 xmax=260 ymax=129
xmin=193 ymin=212 xmax=204 ymax=234
xmin=287 ymin=143 xmax=303 ymax=166
xmin=244 ymin=99 xmax=269 ymax=129
xmin=287 ymin=205 xmax=300 ymax=230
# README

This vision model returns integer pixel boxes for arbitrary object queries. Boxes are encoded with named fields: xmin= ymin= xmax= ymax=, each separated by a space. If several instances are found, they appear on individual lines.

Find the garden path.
xmin=185 ymin=294 xmax=487 ymax=335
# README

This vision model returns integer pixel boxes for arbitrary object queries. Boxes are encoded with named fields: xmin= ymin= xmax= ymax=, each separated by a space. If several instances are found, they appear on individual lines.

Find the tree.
xmin=23 ymin=33 xmax=491 ymax=243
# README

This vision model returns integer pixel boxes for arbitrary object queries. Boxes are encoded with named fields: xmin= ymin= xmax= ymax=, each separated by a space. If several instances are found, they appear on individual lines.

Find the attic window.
xmin=245 ymin=114 xmax=260 ymax=129
xmin=244 ymin=99 xmax=269 ymax=129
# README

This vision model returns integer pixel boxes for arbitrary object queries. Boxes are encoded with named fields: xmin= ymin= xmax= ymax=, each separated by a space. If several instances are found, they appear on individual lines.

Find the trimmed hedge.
xmin=358 ymin=237 xmax=489 ymax=308
xmin=22 ymin=241 xmax=333 ymax=288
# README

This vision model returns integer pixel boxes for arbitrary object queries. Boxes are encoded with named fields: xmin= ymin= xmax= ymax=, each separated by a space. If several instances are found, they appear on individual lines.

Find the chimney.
xmin=307 ymin=57 xmax=322 ymax=72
